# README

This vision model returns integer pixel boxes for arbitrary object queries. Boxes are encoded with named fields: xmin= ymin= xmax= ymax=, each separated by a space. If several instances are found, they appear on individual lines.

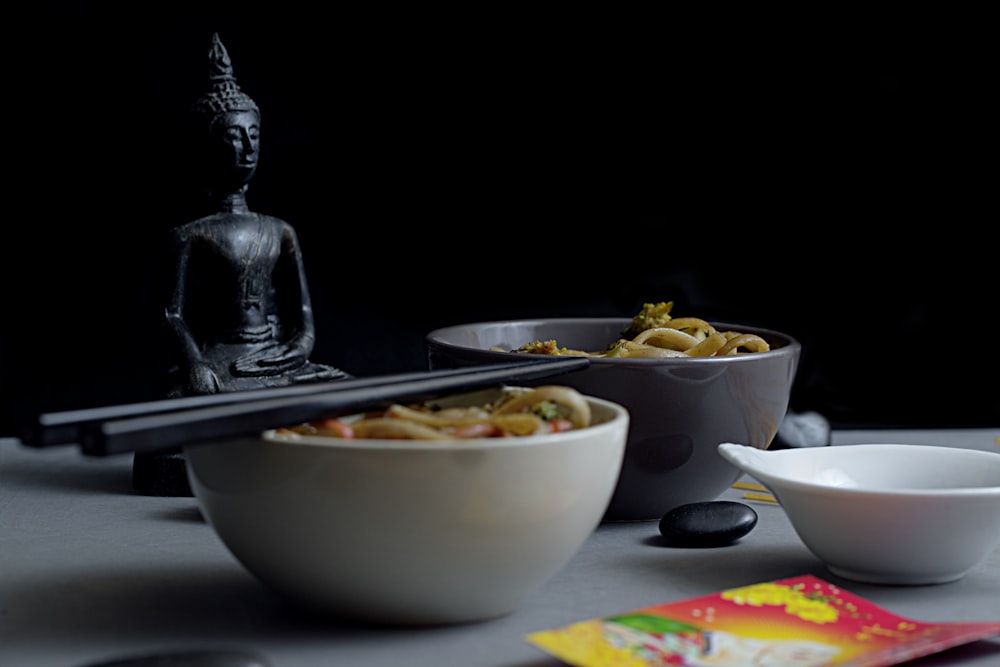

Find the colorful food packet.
xmin=525 ymin=575 xmax=1000 ymax=666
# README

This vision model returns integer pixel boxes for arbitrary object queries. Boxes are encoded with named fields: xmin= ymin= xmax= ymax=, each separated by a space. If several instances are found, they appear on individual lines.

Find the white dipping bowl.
xmin=718 ymin=442 xmax=1000 ymax=585
xmin=185 ymin=387 xmax=629 ymax=625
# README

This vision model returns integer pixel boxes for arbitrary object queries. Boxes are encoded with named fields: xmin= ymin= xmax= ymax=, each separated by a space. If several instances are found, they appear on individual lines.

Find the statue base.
xmin=133 ymin=450 xmax=193 ymax=497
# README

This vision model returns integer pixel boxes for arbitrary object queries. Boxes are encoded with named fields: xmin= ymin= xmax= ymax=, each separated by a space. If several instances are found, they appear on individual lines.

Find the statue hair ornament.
xmin=191 ymin=33 xmax=259 ymax=121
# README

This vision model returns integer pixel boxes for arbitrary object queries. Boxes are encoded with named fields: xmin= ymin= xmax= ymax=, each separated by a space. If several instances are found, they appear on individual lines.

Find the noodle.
xmin=276 ymin=385 xmax=593 ymax=441
xmin=497 ymin=302 xmax=771 ymax=359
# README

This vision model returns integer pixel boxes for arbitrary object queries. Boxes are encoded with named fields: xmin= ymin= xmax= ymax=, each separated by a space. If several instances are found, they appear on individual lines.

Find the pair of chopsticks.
xmin=21 ymin=357 xmax=590 ymax=457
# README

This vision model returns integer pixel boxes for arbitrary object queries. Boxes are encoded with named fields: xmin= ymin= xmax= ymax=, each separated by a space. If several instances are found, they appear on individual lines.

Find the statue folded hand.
xmin=231 ymin=343 xmax=307 ymax=377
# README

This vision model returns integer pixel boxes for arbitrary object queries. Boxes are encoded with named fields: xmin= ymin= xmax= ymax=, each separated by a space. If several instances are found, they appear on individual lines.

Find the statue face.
xmin=207 ymin=109 xmax=260 ymax=189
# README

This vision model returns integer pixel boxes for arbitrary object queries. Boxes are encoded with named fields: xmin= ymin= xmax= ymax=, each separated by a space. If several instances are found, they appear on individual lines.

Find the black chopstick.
xmin=24 ymin=376 xmax=375 ymax=447
xmin=25 ymin=357 xmax=590 ymax=456
xmin=27 ymin=363 xmax=563 ymax=447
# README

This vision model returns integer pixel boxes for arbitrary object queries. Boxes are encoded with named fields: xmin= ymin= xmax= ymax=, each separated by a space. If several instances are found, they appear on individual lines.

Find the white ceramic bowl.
xmin=427 ymin=318 xmax=800 ymax=521
xmin=718 ymin=442 xmax=1000 ymax=585
xmin=184 ymin=387 xmax=629 ymax=625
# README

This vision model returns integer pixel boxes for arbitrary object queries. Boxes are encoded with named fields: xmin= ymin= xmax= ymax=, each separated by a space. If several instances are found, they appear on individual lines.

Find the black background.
xmin=3 ymin=8 xmax=997 ymax=434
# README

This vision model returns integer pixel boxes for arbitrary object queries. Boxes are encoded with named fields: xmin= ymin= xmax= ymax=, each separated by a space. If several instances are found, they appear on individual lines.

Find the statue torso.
xmin=173 ymin=212 xmax=296 ymax=344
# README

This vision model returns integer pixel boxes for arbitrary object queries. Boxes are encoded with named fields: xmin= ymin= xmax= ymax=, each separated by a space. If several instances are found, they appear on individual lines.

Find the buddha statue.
xmin=134 ymin=33 xmax=350 ymax=495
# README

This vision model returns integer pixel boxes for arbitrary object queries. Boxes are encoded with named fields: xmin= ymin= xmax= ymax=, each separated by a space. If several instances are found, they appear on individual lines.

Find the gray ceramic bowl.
xmin=426 ymin=318 xmax=801 ymax=521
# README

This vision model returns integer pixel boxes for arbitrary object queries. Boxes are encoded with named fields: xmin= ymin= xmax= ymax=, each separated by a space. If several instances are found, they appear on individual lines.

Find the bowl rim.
xmin=261 ymin=394 xmax=629 ymax=451
xmin=726 ymin=443 xmax=1000 ymax=497
xmin=426 ymin=317 xmax=801 ymax=364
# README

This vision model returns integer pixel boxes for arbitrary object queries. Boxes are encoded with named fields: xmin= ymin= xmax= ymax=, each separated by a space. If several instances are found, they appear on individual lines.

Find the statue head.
xmin=193 ymin=33 xmax=259 ymax=127
xmin=190 ymin=33 xmax=261 ymax=198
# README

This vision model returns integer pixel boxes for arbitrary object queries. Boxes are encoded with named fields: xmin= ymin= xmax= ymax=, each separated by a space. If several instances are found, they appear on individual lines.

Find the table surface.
xmin=2 ymin=429 xmax=999 ymax=667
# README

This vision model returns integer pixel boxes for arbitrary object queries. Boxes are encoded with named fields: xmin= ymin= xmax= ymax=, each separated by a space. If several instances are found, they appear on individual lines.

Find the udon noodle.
xmin=497 ymin=302 xmax=771 ymax=359
xmin=276 ymin=385 xmax=592 ymax=441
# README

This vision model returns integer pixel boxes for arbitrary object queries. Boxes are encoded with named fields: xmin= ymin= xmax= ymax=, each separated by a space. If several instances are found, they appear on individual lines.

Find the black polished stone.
xmin=80 ymin=650 xmax=272 ymax=667
xmin=658 ymin=500 xmax=758 ymax=547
